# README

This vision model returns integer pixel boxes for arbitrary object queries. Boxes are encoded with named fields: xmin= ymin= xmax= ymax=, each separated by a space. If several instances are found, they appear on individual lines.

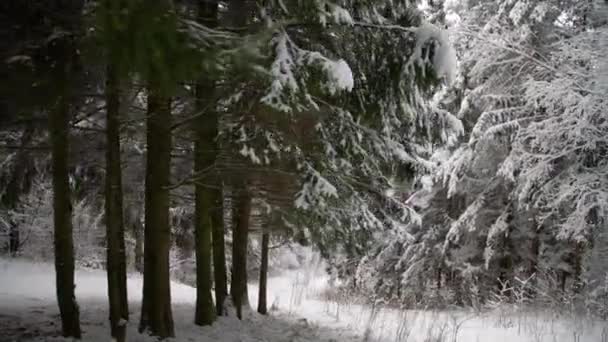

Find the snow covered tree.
xmin=441 ymin=0 xmax=608 ymax=297
xmin=357 ymin=0 xmax=608 ymax=309
xmin=218 ymin=0 xmax=460 ymax=284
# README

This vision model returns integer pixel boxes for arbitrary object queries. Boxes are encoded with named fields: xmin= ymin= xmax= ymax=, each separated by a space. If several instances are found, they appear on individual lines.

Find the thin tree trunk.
xmin=193 ymin=0 xmax=219 ymax=326
xmin=132 ymin=209 xmax=144 ymax=273
xmin=105 ymin=63 xmax=129 ymax=342
xmin=50 ymin=90 xmax=81 ymax=339
xmin=139 ymin=78 xmax=174 ymax=338
xmin=211 ymin=192 xmax=227 ymax=316
xmin=231 ymin=189 xmax=251 ymax=319
xmin=436 ymin=266 xmax=442 ymax=290
xmin=2 ymin=124 xmax=34 ymax=256
xmin=573 ymin=242 xmax=584 ymax=294
xmin=257 ymin=232 xmax=269 ymax=315
xmin=528 ymin=225 xmax=541 ymax=298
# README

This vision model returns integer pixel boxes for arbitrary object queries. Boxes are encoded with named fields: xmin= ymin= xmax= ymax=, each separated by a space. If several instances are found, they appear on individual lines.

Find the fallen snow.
xmin=0 ymin=259 xmax=356 ymax=342
xmin=1 ymin=258 xmax=606 ymax=342
xmin=266 ymin=263 xmax=607 ymax=342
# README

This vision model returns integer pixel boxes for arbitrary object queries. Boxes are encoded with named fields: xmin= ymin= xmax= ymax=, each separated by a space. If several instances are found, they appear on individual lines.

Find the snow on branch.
xmin=261 ymin=31 xmax=355 ymax=112
xmin=408 ymin=22 xmax=458 ymax=84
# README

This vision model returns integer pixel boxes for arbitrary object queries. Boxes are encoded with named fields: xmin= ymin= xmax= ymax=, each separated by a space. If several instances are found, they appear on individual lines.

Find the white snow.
xmin=261 ymin=32 xmax=355 ymax=112
xmin=1 ymin=258 xmax=606 ymax=341
xmin=318 ymin=3 xmax=354 ymax=27
xmin=530 ymin=2 xmax=550 ymax=23
xmin=239 ymin=145 xmax=262 ymax=164
xmin=261 ymin=32 xmax=298 ymax=112
xmin=321 ymin=59 xmax=355 ymax=94
xmin=0 ymin=259 xmax=355 ymax=342
xmin=329 ymin=5 xmax=354 ymax=26
xmin=410 ymin=22 xmax=458 ymax=85
xmin=509 ymin=0 xmax=530 ymax=25
xmin=294 ymin=166 xmax=338 ymax=210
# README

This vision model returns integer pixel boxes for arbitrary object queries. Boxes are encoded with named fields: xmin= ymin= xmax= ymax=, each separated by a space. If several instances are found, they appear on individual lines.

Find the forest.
xmin=0 ymin=0 xmax=607 ymax=341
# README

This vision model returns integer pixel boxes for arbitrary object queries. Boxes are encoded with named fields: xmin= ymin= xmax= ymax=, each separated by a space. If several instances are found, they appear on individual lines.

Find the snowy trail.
xmin=1 ymin=259 xmax=606 ymax=342
xmin=0 ymin=259 xmax=358 ymax=342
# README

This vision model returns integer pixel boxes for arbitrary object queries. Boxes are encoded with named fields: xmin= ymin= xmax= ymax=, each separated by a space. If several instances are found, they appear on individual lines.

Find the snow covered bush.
xmin=6 ymin=175 xmax=105 ymax=268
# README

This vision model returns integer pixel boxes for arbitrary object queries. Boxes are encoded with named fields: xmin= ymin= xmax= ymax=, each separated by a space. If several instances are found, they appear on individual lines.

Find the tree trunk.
xmin=139 ymin=78 xmax=174 ymax=338
xmin=573 ymin=242 xmax=584 ymax=294
xmin=105 ymin=63 xmax=129 ymax=342
xmin=1 ymin=124 xmax=34 ymax=256
xmin=436 ymin=266 xmax=442 ymax=290
xmin=257 ymin=232 xmax=269 ymax=315
xmin=212 ymin=192 xmax=227 ymax=316
xmin=231 ymin=189 xmax=251 ymax=319
xmin=193 ymin=0 xmax=219 ymax=326
xmin=194 ymin=138 xmax=215 ymax=325
xmin=528 ymin=225 xmax=541 ymax=298
xmin=49 ymin=89 xmax=81 ymax=339
xmin=206 ymin=0 xmax=227 ymax=317
xmin=225 ymin=0 xmax=254 ymax=321
xmin=132 ymin=209 xmax=144 ymax=273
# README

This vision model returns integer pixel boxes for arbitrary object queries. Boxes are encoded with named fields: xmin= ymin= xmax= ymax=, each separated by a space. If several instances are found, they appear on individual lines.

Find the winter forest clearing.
xmin=2 ymin=258 xmax=607 ymax=342
xmin=1 ymin=0 xmax=608 ymax=341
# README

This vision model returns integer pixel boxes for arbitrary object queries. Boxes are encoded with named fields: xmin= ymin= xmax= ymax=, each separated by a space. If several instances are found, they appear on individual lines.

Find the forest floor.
xmin=1 ymin=258 xmax=606 ymax=342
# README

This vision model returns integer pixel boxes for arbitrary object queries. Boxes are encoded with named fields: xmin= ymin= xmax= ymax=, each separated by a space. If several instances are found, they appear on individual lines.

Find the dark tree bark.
xmin=225 ymin=0 xmax=254 ymax=321
xmin=1 ymin=124 xmax=34 ymax=256
xmin=129 ymin=206 xmax=145 ymax=273
xmin=528 ymin=222 xmax=541 ymax=298
xmin=45 ymin=2 xmax=83 ymax=336
xmin=139 ymin=78 xmax=175 ymax=338
xmin=572 ymin=242 xmax=584 ymax=294
xmin=193 ymin=0 xmax=219 ymax=326
xmin=231 ymin=189 xmax=251 ymax=319
xmin=194 ymin=140 xmax=215 ymax=325
xmin=257 ymin=232 xmax=269 ymax=315
xmin=436 ymin=267 xmax=442 ymax=290
xmin=50 ymin=87 xmax=81 ymax=340
xmin=105 ymin=63 xmax=129 ymax=342
xmin=212 ymin=191 xmax=228 ymax=316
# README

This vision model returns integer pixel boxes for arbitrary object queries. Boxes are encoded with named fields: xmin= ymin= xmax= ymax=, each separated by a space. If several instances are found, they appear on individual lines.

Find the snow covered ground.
xmin=262 ymin=264 xmax=608 ymax=342
xmin=0 ymin=259 xmax=358 ymax=342
xmin=1 ymin=258 xmax=606 ymax=342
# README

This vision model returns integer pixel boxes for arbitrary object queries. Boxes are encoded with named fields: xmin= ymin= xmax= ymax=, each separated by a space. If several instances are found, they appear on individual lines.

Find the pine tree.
xmin=139 ymin=75 xmax=175 ymax=337
xmin=231 ymin=187 xmax=252 ymax=319
xmin=355 ymin=0 xmax=608 ymax=308
xmin=257 ymin=231 xmax=270 ymax=314
xmin=104 ymin=61 xmax=129 ymax=342
xmin=50 ymin=83 xmax=82 ymax=340
xmin=212 ymin=190 xmax=228 ymax=316
xmin=192 ymin=0 xmax=219 ymax=326
xmin=47 ymin=1 xmax=84 ymax=337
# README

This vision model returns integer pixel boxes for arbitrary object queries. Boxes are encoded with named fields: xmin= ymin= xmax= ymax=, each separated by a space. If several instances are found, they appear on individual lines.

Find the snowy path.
xmin=0 ymin=260 xmax=359 ymax=342
xmin=1 ymin=259 xmax=606 ymax=342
